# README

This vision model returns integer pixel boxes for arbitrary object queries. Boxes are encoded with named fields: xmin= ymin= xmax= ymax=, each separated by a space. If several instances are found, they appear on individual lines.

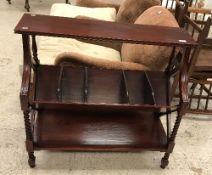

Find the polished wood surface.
xmin=14 ymin=14 xmax=196 ymax=47
xmin=34 ymin=110 xmax=167 ymax=151
xmin=15 ymin=7 xmax=196 ymax=167
xmin=32 ymin=65 xmax=170 ymax=110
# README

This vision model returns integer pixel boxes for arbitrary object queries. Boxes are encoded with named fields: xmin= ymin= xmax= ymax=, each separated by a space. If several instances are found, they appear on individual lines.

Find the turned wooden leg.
xmin=28 ymin=152 xmax=36 ymax=168
xmin=161 ymin=111 xmax=183 ymax=169
xmin=31 ymin=35 xmax=40 ymax=67
xmin=7 ymin=0 xmax=11 ymax=4
xmin=24 ymin=0 xmax=30 ymax=12
xmin=65 ymin=0 xmax=70 ymax=4
xmin=161 ymin=153 xmax=170 ymax=169
xmin=24 ymin=110 xmax=36 ymax=168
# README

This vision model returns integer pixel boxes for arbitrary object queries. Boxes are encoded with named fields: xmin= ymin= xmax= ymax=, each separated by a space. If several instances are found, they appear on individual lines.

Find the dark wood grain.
xmin=14 ymin=14 xmax=197 ymax=47
xmin=14 ymin=6 xmax=196 ymax=168
xmin=20 ymin=35 xmax=31 ymax=111
xmin=32 ymin=65 xmax=171 ymax=110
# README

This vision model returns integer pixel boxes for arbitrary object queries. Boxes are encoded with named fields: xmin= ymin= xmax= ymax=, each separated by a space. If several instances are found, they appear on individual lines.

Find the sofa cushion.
xmin=116 ymin=0 xmax=161 ymax=23
xmin=50 ymin=3 xmax=116 ymax=21
xmin=37 ymin=3 xmax=120 ymax=65
xmin=121 ymin=6 xmax=179 ymax=71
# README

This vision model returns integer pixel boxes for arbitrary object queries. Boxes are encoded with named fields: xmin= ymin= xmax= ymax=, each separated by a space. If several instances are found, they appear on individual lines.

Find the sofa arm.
xmin=76 ymin=0 xmax=120 ymax=12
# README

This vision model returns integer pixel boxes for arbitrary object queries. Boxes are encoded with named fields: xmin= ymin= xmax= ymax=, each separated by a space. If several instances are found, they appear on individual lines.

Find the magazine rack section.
xmin=14 ymin=14 xmax=196 ymax=169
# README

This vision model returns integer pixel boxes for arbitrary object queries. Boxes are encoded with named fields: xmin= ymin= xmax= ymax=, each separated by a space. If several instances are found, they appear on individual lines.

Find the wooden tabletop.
xmin=14 ymin=14 xmax=197 ymax=47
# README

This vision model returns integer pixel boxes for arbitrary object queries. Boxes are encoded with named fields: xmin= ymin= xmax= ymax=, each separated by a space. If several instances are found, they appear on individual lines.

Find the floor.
xmin=0 ymin=0 xmax=212 ymax=175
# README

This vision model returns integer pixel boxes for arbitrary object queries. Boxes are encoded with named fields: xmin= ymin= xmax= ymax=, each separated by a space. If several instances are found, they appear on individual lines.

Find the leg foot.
xmin=24 ymin=0 xmax=30 ymax=12
xmin=160 ymin=153 xmax=170 ymax=169
xmin=7 ymin=0 xmax=11 ymax=4
xmin=65 ymin=0 xmax=70 ymax=4
xmin=28 ymin=152 xmax=36 ymax=168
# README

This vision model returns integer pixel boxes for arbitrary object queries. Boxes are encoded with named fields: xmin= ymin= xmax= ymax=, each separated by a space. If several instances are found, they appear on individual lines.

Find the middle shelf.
xmin=31 ymin=65 xmax=172 ymax=110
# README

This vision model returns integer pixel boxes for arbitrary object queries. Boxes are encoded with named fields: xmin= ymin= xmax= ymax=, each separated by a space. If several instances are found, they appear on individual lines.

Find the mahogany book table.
xmin=14 ymin=14 xmax=196 ymax=168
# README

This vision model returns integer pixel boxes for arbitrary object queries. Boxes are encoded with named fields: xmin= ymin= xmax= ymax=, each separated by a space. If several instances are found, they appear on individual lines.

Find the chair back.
xmin=180 ymin=4 xmax=212 ymax=114
xmin=183 ymin=7 xmax=212 ymax=75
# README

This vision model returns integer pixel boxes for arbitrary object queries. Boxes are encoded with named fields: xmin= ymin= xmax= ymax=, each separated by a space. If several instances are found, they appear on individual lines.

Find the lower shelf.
xmin=34 ymin=110 xmax=168 ymax=152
